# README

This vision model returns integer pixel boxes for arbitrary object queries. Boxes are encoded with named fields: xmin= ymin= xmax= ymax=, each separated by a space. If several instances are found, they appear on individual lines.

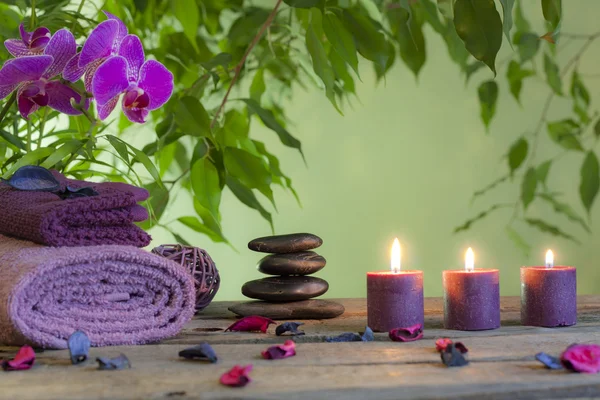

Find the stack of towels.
xmin=0 ymin=171 xmax=195 ymax=349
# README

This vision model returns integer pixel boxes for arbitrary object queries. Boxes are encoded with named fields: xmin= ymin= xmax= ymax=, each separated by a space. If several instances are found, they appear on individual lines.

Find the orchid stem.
xmin=29 ymin=0 xmax=36 ymax=30
xmin=37 ymin=107 xmax=48 ymax=148
xmin=0 ymin=93 xmax=16 ymax=128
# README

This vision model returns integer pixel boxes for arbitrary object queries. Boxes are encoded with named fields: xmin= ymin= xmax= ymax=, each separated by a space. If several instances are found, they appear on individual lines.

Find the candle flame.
xmin=391 ymin=238 xmax=401 ymax=273
xmin=465 ymin=247 xmax=474 ymax=272
xmin=545 ymin=249 xmax=554 ymax=268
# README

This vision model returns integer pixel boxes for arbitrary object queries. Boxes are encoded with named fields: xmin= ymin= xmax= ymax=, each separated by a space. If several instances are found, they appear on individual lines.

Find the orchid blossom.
xmin=4 ymin=24 xmax=51 ymax=57
xmin=92 ymin=34 xmax=173 ymax=123
xmin=0 ymin=29 xmax=86 ymax=119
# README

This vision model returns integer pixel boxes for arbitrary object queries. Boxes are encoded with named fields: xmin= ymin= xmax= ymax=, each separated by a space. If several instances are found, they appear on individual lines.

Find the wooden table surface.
xmin=3 ymin=296 xmax=600 ymax=400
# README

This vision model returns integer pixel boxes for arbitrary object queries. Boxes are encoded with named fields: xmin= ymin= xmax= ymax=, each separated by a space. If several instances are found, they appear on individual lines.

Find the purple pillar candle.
xmin=443 ymin=248 xmax=500 ymax=331
xmin=367 ymin=270 xmax=424 ymax=332
xmin=521 ymin=250 xmax=576 ymax=327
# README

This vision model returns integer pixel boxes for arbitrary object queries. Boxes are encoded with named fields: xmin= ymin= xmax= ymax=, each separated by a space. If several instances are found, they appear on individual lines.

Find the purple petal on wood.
xmin=122 ymin=105 xmax=149 ymax=123
xmin=91 ymin=55 xmax=128 ymax=105
xmin=103 ymin=11 xmax=128 ymax=48
xmin=62 ymin=53 xmax=85 ymax=82
xmin=19 ymin=24 xmax=30 ymax=44
xmin=137 ymin=60 xmax=173 ymax=110
xmin=0 ymin=55 xmax=53 ymax=87
xmin=17 ymin=88 xmax=39 ymax=119
xmin=225 ymin=315 xmax=276 ymax=333
xmin=79 ymin=19 xmax=119 ymax=68
xmin=4 ymin=39 xmax=32 ymax=57
xmin=42 ymin=29 xmax=76 ymax=79
xmin=118 ymin=35 xmax=145 ymax=82
xmin=388 ymin=324 xmax=424 ymax=342
xmin=46 ymin=81 xmax=84 ymax=115
xmin=97 ymin=96 xmax=119 ymax=120
xmin=2 ymin=345 xmax=35 ymax=371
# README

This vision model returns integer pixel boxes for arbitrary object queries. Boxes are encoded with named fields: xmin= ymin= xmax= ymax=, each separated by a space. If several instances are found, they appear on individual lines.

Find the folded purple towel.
xmin=0 ymin=234 xmax=195 ymax=349
xmin=0 ymin=170 xmax=151 ymax=247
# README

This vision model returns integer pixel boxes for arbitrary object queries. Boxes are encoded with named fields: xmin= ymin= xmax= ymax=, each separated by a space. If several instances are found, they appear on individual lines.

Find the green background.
xmin=146 ymin=1 xmax=600 ymax=301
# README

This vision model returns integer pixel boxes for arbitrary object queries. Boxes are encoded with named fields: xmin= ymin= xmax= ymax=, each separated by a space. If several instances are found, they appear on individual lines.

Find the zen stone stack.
xmin=228 ymin=233 xmax=345 ymax=320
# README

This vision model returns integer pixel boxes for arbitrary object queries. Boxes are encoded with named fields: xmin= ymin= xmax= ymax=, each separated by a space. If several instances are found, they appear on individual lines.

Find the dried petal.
xmin=325 ymin=332 xmax=362 ymax=343
xmin=179 ymin=343 xmax=218 ymax=363
xmin=275 ymin=322 xmax=305 ymax=336
xmin=2 ymin=165 xmax=60 ymax=191
xmin=561 ymin=344 xmax=600 ymax=373
xmin=435 ymin=338 xmax=468 ymax=353
xmin=535 ymin=352 xmax=563 ymax=370
xmin=220 ymin=365 xmax=253 ymax=387
xmin=389 ymin=324 xmax=423 ymax=342
xmin=2 ymin=345 xmax=35 ymax=371
xmin=262 ymin=340 xmax=296 ymax=360
xmin=361 ymin=326 xmax=374 ymax=342
xmin=68 ymin=330 xmax=90 ymax=365
xmin=225 ymin=316 xmax=275 ymax=333
xmin=441 ymin=344 xmax=469 ymax=367
xmin=96 ymin=354 xmax=131 ymax=370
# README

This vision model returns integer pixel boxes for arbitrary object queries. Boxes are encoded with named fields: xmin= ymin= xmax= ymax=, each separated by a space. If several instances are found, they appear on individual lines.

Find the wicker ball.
xmin=151 ymin=244 xmax=220 ymax=312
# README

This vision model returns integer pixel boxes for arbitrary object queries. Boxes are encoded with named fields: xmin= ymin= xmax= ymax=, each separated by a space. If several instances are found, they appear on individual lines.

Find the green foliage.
xmin=478 ymin=80 xmax=498 ymax=130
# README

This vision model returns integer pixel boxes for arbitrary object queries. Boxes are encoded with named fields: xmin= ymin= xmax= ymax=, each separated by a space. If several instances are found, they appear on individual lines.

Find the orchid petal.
xmin=19 ymin=24 xmax=30 ymax=44
xmin=46 ymin=81 xmax=85 ymax=115
xmin=0 ymin=55 xmax=53 ymax=87
xmin=103 ymin=11 xmax=128 ymax=49
xmin=138 ymin=60 xmax=173 ymax=110
xmin=97 ymin=96 xmax=119 ymax=120
xmin=84 ymin=59 xmax=105 ymax=93
xmin=79 ymin=19 xmax=119 ymax=68
xmin=4 ymin=39 xmax=33 ymax=57
xmin=63 ymin=53 xmax=85 ymax=82
xmin=122 ymin=103 xmax=148 ymax=123
xmin=43 ymin=29 xmax=76 ymax=79
xmin=30 ymin=35 xmax=50 ymax=51
xmin=17 ymin=87 xmax=39 ymax=119
xmin=0 ymin=83 xmax=18 ymax=100
xmin=118 ymin=35 xmax=145 ymax=82
xmin=31 ymin=27 xmax=51 ymax=43
xmin=91 ymin=56 xmax=128 ymax=105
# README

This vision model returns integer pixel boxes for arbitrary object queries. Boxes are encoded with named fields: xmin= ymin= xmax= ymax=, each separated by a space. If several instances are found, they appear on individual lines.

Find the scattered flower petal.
xmin=361 ymin=326 xmax=374 ymax=342
xmin=275 ymin=322 xmax=305 ymax=336
xmin=220 ymin=365 xmax=252 ymax=387
xmin=225 ymin=316 xmax=275 ymax=333
xmin=325 ymin=332 xmax=362 ymax=343
xmin=179 ymin=343 xmax=218 ymax=363
xmin=441 ymin=344 xmax=469 ymax=367
xmin=57 ymin=186 xmax=99 ymax=200
xmin=535 ymin=352 xmax=563 ymax=370
xmin=435 ymin=338 xmax=468 ymax=353
xmin=2 ymin=165 xmax=60 ymax=191
xmin=389 ymin=324 xmax=423 ymax=342
xmin=262 ymin=340 xmax=296 ymax=360
xmin=68 ymin=330 xmax=90 ymax=365
xmin=2 ymin=345 xmax=35 ymax=371
xmin=561 ymin=344 xmax=600 ymax=373
xmin=96 ymin=354 xmax=131 ymax=370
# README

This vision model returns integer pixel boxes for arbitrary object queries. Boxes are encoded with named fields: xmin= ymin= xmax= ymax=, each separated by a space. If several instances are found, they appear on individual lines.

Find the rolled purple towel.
xmin=0 ymin=170 xmax=151 ymax=247
xmin=0 ymin=234 xmax=195 ymax=349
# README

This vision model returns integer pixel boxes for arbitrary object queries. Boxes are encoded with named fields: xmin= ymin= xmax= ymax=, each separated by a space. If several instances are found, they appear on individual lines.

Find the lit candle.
xmin=521 ymin=249 xmax=577 ymax=327
xmin=367 ymin=239 xmax=424 ymax=332
xmin=443 ymin=247 xmax=500 ymax=331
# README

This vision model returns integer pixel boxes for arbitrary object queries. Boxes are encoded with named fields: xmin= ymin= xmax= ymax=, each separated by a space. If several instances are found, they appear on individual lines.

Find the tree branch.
xmin=209 ymin=0 xmax=283 ymax=130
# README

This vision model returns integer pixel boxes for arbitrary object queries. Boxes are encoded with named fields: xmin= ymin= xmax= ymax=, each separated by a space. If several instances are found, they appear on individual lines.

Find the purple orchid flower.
xmin=92 ymin=34 xmax=173 ymax=123
xmin=0 ymin=29 xmax=87 ymax=119
xmin=4 ymin=24 xmax=51 ymax=57
xmin=63 ymin=11 xmax=127 ymax=92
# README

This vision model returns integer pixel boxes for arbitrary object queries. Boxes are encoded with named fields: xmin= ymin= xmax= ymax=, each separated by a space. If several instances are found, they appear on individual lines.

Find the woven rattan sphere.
xmin=152 ymin=244 xmax=220 ymax=312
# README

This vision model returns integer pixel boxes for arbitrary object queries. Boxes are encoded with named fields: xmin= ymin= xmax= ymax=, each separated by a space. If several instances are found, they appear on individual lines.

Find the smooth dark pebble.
xmin=248 ymin=233 xmax=323 ymax=253
xmin=257 ymin=251 xmax=326 ymax=276
xmin=242 ymin=276 xmax=328 ymax=302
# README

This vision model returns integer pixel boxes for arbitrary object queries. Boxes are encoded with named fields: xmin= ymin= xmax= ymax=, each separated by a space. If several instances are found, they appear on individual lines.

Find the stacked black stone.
xmin=228 ymin=233 xmax=345 ymax=320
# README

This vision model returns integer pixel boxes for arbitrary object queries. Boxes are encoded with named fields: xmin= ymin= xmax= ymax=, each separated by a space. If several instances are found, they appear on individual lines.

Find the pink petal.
xmin=261 ymin=340 xmax=297 ymax=360
xmin=389 ymin=324 xmax=424 ymax=342
xmin=19 ymin=24 xmax=30 ymax=44
xmin=17 ymin=88 xmax=39 ymax=119
xmin=103 ymin=11 xmax=128 ymax=49
xmin=435 ymin=338 xmax=468 ymax=353
xmin=225 ymin=316 xmax=276 ymax=333
xmin=220 ymin=365 xmax=253 ymax=387
xmin=2 ymin=345 xmax=35 ymax=371
xmin=0 ymin=55 xmax=53 ymax=87
xmin=46 ymin=81 xmax=85 ymax=115
xmin=63 ymin=53 xmax=85 ymax=82
xmin=122 ymin=104 xmax=148 ymax=123
xmin=31 ymin=27 xmax=51 ymax=42
xmin=561 ymin=344 xmax=600 ymax=373
xmin=42 ymin=29 xmax=76 ymax=79
xmin=118 ymin=35 xmax=145 ymax=82
xmin=97 ymin=96 xmax=119 ymax=120
xmin=79 ymin=19 xmax=119 ymax=68
xmin=91 ymin=55 xmax=128 ymax=105
xmin=4 ymin=39 xmax=33 ymax=57
xmin=137 ymin=59 xmax=173 ymax=110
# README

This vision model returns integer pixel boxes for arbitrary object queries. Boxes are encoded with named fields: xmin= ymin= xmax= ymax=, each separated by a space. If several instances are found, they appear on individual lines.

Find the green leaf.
xmin=40 ymin=140 xmax=83 ymax=169
xmin=521 ymin=167 xmax=537 ymax=209
xmin=547 ymin=119 xmax=583 ymax=151
xmin=579 ymin=150 xmax=599 ymax=214
xmin=465 ymin=61 xmax=484 ymax=82
xmin=175 ymin=96 xmax=211 ymax=137
xmin=191 ymin=157 xmax=221 ymax=220
xmin=499 ymin=0 xmax=515 ymax=45
xmin=389 ymin=7 xmax=426 ymax=77
xmin=172 ymin=233 xmax=192 ymax=247
xmin=241 ymin=99 xmax=303 ymax=157
xmin=342 ymin=9 xmax=389 ymax=70
xmin=306 ymin=8 xmax=340 ymax=113
xmin=505 ymin=226 xmax=531 ymax=257
xmin=224 ymin=147 xmax=272 ymax=190
xmin=437 ymin=0 xmax=453 ymax=19
xmin=106 ymin=135 xmax=130 ymax=164
xmin=513 ymin=32 xmax=540 ymax=63
xmin=594 ymin=119 xmax=600 ymax=139
xmin=283 ymin=0 xmax=320 ymax=8
xmin=508 ymin=137 xmax=528 ymax=174
xmin=478 ymin=80 xmax=498 ymax=131
xmin=138 ymin=183 xmax=169 ymax=230
xmin=542 ymin=0 xmax=561 ymax=30
xmin=323 ymin=10 xmax=359 ymax=76
xmin=421 ymin=0 xmax=445 ymax=33
xmin=106 ymin=135 xmax=164 ymax=187
xmin=453 ymin=0 xmax=503 ymax=74
xmin=2 ymin=147 xmax=53 ymax=178
xmin=171 ymin=0 xmax=199 ymax=52
xmin=330 ymin=48 xmax=356 ymax=93
xmin=538 ymin=193 xmax=590 ymax=232
xmin=226 ymin=176 xmax=273 ymax=231
xmin=537 ymin=160 xmax=552 ymax=186
xmin=454 ymin=204 xmax=508 ymax=233
xmin=506 ymin=60 xmax=535 ymax=102
xmin=544 ymin=53 xmax=562 ymax=95
xmin=571 ymin=70 xmax=590 ymax=123
xmin=525 ymin=218 xmax=578 ymax=243
xmin=178 ymin=216 xmax=227 ymax=243
xmin=201 ymin=52 xmax=232 ymax=71
xmin=471 ymin=175 xmax=508 ymax=203
xmin=0 ymin=129 xmax=25 ymax=150
xmin=514 ymin=1 xmax=530 ymax=32
xmin=193 ymin=199 xmax=230 ymax=244
xmin=250 ymin=69 xmax=266 ymax=103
